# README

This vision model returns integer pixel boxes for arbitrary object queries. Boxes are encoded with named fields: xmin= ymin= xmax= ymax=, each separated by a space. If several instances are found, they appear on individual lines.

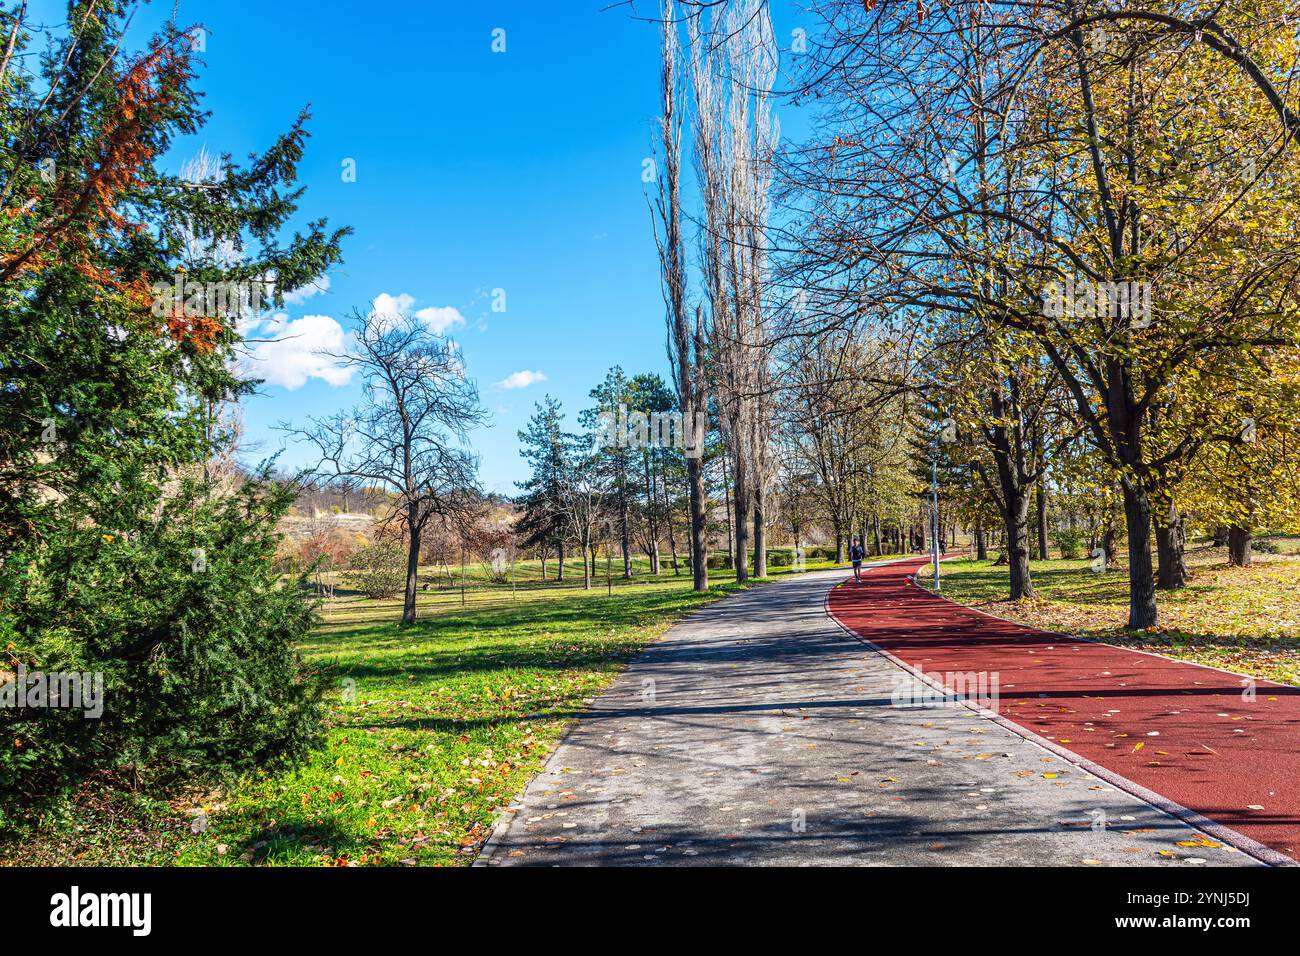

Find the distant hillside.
xmin=278 ymin=512 xmax=376 ymax=542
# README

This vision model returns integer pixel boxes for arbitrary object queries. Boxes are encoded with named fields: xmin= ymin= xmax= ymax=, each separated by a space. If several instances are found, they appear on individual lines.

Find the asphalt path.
xmin=479 ymin=561 xmax=1259 ymax=867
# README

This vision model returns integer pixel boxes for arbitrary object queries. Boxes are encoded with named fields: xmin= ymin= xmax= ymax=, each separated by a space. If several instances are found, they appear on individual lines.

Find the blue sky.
xmin=64 ymin=0 xmax=808 ymax=494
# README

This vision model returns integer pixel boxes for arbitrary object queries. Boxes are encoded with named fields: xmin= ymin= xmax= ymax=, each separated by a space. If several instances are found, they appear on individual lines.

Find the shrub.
xmin=346 ymin=541 xmax=408 ymax=598
xmin=1252 ymin=538 xmax=1281 ymax=554
xmin=1054 ymin=529 xmax=1085 ymax=559
xmin=299 ymin=531 xmax=354 ymax=572
xmin=0 ymin=477 xmax=326 ymax=825
xmin=684 ymin=553 xmax=733 ymax=570
xmin=298 ymin=531 xmax=355 ymax=593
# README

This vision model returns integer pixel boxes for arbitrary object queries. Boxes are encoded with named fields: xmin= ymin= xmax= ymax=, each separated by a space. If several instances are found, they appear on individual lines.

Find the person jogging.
xmin=848 ymin=539 xmax=866 ymax=583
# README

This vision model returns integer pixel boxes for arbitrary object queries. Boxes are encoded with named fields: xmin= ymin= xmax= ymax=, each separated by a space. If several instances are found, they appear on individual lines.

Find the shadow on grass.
xmin=334 ymin=635 xmax=650 ymax=684
xmin=943 ymin=564 xmax=1130 ymax=606
xmin=308 ymin=585 xmax=738 ymax=678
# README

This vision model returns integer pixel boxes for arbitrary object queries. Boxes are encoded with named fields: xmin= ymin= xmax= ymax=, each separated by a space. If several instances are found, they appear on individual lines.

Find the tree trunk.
xmin=402 ymin=504 xmax=421 ymax=625
xmin=976 ymin=523 xmax=988 ymax=561
xmin=986 ymin=400 xmax=1035 ymax=598
xmin=1036 ymin=482 xmax=1049 ymax=560
xmin=557 ymin=538 xmax=565 ymax=582
xmin=581 ymin=537 xmax=592 ymax=589
xmin=656 ymin=23 xmax=704 ymax=593
xmin=1155 ymin=504 xmax=1187 ymax=590
xmin=643 ymin=452 xmax=660 ymax=575
xmin=686 ymin=456 xmax=708 ymax=591
xmin=1228 ymin=525 xmax=1253 ymax=567
xmin=619 ymin=480 xmax=632 ymax=579
xmin=664 ymin=468 xmax=680 ymax=576
xmin=732 ymin=456 xmax=750 ymax=583
xmin=723 ymin=469 xmax=734 ymax=569
xmin=873 ymin=515 xmax=883 ymax=557
xmin=1121 ymin=485 xmax=1158 ymax=629
xmin=1003 ymin=488 xmax=1035 ymax=600
xmin=752 ymin=484 xmax=767 ymax=577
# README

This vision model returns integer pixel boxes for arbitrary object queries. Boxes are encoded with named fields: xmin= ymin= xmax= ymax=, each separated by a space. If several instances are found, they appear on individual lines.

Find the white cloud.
xmin=369 ymin=292 xmax=465 ymax=336
xmin=282 ymin=274 xmax=331 ymax=305
xmin=414 ymin=305 xmax=465 ymax=335
xmin=233 ymin=290 xmax=466 ymax=390
xmin=497 ymin=369 xmax=547 ymax=391
xmin=370 ymin=291 xmax=416 ymax=319
xmin=237 ymin=313 xmax=353 ymax=390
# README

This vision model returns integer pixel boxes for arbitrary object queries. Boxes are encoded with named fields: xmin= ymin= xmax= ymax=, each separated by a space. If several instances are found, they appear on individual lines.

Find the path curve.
xmin=827 ymin=555 xmax=1299 ymax=865
xmin=479 ymin=562 xmax=1257 ymax=867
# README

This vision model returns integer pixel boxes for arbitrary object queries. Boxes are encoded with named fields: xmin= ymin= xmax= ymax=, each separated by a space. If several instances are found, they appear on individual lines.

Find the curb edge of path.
xmin=473 ymin=557 xmax=922 ymax=868
xmin=823 ymin=568 xmax=1296 ymax=868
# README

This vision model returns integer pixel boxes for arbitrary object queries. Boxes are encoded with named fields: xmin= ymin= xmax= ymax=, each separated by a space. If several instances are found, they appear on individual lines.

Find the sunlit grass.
xmin=3 ymin=554 xmax=840 ymax=865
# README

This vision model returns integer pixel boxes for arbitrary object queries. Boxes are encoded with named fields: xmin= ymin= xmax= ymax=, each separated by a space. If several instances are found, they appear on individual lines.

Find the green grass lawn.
xmin=2 ymin=553 xmax=848 ymax=866
xmin=924 ymin=543 xmax=1300 ymax=686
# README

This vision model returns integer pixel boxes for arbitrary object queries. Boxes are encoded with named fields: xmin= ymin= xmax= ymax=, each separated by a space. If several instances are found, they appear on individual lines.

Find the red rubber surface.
xmin=827 ymin=555 xmax=1300 ymax=862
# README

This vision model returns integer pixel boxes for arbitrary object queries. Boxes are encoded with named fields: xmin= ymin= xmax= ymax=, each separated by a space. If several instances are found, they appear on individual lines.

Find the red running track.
xmin=827 ymin=555 xmax=1300 ymax=865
